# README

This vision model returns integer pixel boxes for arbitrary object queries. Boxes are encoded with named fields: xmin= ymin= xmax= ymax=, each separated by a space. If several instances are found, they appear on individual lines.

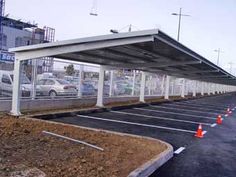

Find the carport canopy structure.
xmin=9 ymin=29 xmax=236 ymax=116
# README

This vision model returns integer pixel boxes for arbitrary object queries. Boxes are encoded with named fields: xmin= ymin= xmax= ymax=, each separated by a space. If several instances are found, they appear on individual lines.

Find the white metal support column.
xmin=148 ymin=76 xmax=152 ymax=96
xmin=193 ymin=80 xmax=197 ymax=97
xmin=31 ymin=59 xmax=37 ymax=100
xmin=216 ymin=84 xmax=219 ymax=94
xmin=213 ymin=83 xmax=216 ymax=94
xmin=109 ymin=70 xmax=114 ymax=97
xmin=207 ymin=83 xmax=211 ymax=95
xmin=201 ymin=82 xmax=204 ymax=96
xmin=131 ymin=70 xmax=136 ymax=96
xmin=77 ymin=64 xmax=84 ymax=97
xmin=171 ymin=80 xmax=174 ymax=96
xmin=161 ymin=75 xmax=165 ymax=96
xmin=10 ymin=58 xmax=22 ymax=116
xmin=139 ymin=71 xmax=146 ymax=102
xmin=96 ymin=65 xmax=105 ymax=107
xmin=181 ymin=79 xmax=185 ymax=98
xmin=164 ymin=75 xmax=170 ymax=99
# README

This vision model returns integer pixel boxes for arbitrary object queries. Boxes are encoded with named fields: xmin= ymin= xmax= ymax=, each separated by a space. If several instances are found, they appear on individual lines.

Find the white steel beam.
xmin=180 ymin=69 xmax=219 ymax=74
xmin=112 ymin=61 xmax=201 ymax=69
xmin=10 ymin=58 xmax=22 ymax=116
xmin=96 ymin=65 xmax=105 ymax=107
xmin=12 ymin=36 xmax=154 ymax=61
xmin=139 ymin=71 xmax=146 ymax=102
xmin=164 ymin=75 xmax=170 ymax=99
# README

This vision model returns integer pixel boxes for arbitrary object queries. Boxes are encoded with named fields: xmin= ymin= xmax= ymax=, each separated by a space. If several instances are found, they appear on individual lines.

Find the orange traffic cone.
xmin=195 ymin=124 xmax=203 ymax=138
xmin=216 ymin=115 xmax=222 ymax=125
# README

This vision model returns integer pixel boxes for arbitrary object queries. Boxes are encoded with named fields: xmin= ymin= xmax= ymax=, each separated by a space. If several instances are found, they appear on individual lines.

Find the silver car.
xmin=37 ymin=78 xmax=77 ymax=98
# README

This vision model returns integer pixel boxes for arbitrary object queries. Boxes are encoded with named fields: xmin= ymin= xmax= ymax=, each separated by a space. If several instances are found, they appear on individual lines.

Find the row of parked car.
xmin=0 ymin=70 xmax=141 ymax=98
xmin=0 ymin=71 xmax=98 ymax=98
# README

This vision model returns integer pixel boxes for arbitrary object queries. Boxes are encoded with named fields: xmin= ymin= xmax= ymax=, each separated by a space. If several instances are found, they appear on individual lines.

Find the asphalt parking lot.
xmin=36 ymin=93 xmax=236 ymax=177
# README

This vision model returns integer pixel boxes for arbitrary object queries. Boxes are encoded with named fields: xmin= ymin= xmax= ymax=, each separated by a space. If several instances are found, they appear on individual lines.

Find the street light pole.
xmin=229 ymin=62 xmax=234 ymax=74
xmin=172 ymin=8 xmax=190 ymax=41
xmin=177 ymin=8 xmax=182 ymax=41
xmin=214 ymin=48 xmax=223 ymax=66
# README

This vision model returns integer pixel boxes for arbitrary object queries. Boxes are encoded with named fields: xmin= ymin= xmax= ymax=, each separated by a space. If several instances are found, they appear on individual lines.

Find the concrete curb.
xmin=24 ymin=94 xmax=226 ymax=119
xmin=22 ymin=117 xmax=173 ymax=177
xmin=127 ymin=141 xmax=173 ymax=177
xmin=30 ymin=97 xmax=194 ymax=119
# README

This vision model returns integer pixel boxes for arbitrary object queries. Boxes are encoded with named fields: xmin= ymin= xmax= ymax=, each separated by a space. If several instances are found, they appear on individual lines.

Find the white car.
xmin=36 ymin=78 xmax=78 ymax=98
xmin=0 ymin=70 xmax=31 ymax=97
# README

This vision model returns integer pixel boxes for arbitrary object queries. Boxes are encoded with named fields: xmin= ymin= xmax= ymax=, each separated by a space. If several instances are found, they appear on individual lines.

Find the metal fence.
xmin=0 ymin=58 xmax=222 ymax=102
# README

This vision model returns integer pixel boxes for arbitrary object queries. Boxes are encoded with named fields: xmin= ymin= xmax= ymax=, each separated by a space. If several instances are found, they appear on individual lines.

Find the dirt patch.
xmin=0 ymin=116 xmax=168 ymax=177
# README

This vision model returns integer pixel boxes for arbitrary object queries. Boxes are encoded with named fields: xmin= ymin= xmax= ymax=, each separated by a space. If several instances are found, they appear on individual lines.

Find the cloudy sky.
xmin=5 ymin=0 xmax=236 ymax=73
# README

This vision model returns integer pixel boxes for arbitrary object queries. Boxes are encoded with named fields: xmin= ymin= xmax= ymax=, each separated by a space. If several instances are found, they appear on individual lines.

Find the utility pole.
xmin=214 ymin=48 xmax=223 ymax=66
xmin=172 ymin=8 xmax=190 ymax=41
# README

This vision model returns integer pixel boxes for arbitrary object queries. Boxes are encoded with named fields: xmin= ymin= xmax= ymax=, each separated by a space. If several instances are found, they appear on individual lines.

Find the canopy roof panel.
xmin=10 ymin=29 xmax=236 ymax=85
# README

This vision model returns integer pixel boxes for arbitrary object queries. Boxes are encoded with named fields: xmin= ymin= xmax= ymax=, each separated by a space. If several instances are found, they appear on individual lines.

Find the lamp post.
xmin=214 ymin=48 xmax=223 ymax=66
xmin=172 ymin=8 xmax=190 ymax=41
xmin=229 ymin=62 xmax=234 ymax=74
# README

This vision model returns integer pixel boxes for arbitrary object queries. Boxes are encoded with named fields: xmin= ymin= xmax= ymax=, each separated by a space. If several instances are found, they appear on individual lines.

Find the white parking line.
xmin=134 ymin=108 xmax=217 ymax=120
xmin=174 ymin=147 xmax=185 ymax=154
xmin=76 ymin=114 xmax=196 ymax=134
xmin=202 ymin=131 xmax=207 ymax=135
xmin=110 ymin=110 xmax=213 ymax=126
xmin=163 ymin=103 xmax=224 ymax=112
xmin=183 ymin=101 xmax=228 ymax=109
xmin=211 ymin=123 xmax=217 ymax=127
xmin=175 ymin=102 xmax=227 ymax=109
xmin=150 ymin=105 xmax=219 ymax=115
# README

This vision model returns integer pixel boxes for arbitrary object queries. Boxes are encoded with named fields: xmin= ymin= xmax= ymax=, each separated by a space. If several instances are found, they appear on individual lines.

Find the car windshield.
xmin=56 ymin=79 xmax=70 ymax=85
xmin=11 ymin=74 xmax=31 ymax=84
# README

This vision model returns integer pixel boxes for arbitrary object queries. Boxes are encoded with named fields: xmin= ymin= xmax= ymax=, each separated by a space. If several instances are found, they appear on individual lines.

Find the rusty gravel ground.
xmin=0 ymin=115 xmax=167 ymax=177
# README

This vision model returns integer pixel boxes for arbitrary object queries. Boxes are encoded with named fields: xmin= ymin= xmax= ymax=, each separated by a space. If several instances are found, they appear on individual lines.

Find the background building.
xmin=0 ymin=0 xmax=55 ymax=72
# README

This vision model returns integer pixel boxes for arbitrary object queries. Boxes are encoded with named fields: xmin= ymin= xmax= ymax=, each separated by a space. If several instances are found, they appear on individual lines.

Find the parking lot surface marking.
xmin=174 ymin=147 xmax=186 ymax=154
xmin=174 ymin=101 xmax=228 ymax=108
xmin=211 ymin=123 xmax=217 ymax=127
xmin=202 ymin=130 xmax=207 ymax=135
xmin=76 ymin=114 xmax=197 ymax=134
xmin=162 ymin=103 xmax=225 ymax=112
xmin=110 ymin=110 xmax=213 ymax=126
xmin=150 ymin=105 xmax=220 ymax=115
xmin=134 ymin=108 xmax=217 ymax=120
xmin=183 ymin=101 xmax=229 ymax=109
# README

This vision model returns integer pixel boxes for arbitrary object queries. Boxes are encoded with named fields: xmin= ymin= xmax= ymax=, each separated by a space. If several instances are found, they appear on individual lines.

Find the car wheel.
xmin=49 ymin=90 xmax=57 ymax=98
